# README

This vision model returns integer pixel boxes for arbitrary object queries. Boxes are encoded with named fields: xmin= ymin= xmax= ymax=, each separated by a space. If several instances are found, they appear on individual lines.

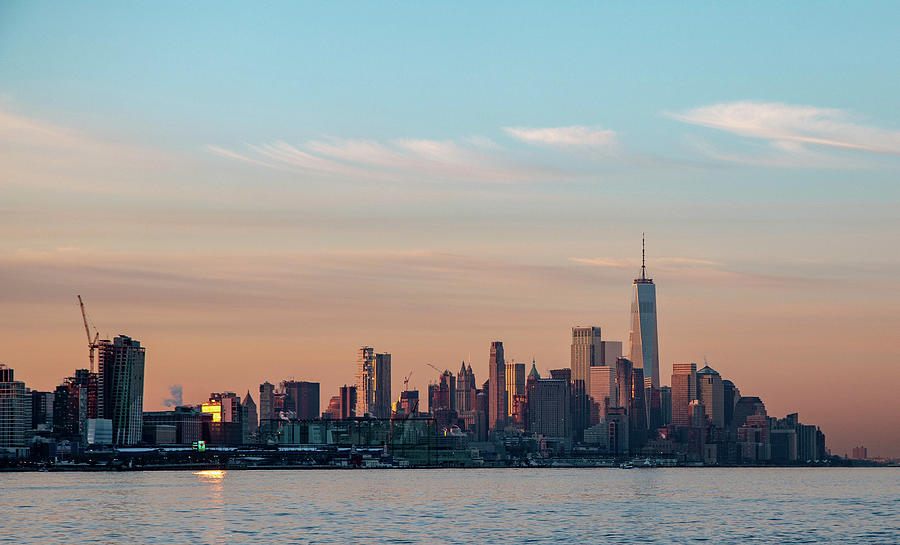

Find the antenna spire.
xmin=641 ymin=232 xmax=646 ymax=280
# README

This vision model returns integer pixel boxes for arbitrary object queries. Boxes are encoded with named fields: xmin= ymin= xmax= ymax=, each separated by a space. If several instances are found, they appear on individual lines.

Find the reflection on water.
xmin=193 ymin=469 xmax=226 ymax=481
xmin=2 ymin=468 xmax=898 ymax=544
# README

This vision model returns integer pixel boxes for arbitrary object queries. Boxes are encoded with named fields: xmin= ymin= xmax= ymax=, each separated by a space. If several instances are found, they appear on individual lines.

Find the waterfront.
xmin=3 ymin=468 xmax=898 ymax=544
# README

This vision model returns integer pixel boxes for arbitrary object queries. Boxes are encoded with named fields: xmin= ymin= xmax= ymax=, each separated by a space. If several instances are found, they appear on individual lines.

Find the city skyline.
xmin=1 ymin=2 xmax=899 ymax=459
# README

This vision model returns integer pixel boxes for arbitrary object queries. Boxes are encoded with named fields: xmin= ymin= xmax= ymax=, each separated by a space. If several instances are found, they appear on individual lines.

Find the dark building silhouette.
xmin=280 ymin=380 xmax=320 ymax=420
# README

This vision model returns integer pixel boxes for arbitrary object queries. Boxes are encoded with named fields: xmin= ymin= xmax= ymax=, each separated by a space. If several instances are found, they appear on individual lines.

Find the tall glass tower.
xmin=629 ymin=234 xmax=660 ymax=389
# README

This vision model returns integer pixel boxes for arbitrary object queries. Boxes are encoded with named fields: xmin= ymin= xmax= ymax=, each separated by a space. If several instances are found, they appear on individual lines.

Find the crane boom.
xmin=77 ymin=295 xmax=98 ymax=373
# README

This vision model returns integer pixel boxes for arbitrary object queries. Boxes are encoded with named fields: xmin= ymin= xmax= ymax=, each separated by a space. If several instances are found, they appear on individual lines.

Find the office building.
xmin=671 ymin=362 xmax=698 ymax=428
xmin=143 ymin=406 xmax=204 ymax=445
xmin=505 ymin=361 xmax=525 ymax=417
xmin=589 ymin=365 xmax=615 ymax=424
xmin=628 ymin=235 xmax=661 ymax=389
xmin=31 ymin=390 xmax=54 ymax=430
xmin=279 ymin=380 xmax=320 ymax=420
xmin=733 ymin=396 xmax=767 ymax=430
xmin=723 ymin=379 xmax=737 ymax=428
xmin=697 ymin=365 xmax=725 ymax=428
xmin=851 ymin=445 xmax=867 ymax=460
xmin=488 ymin=341 xmax=506 ymax=431
xmin=97 ymin=335 xmax=145 ymax=445
xmin=526 ymin=377 xmax=571 ymax=439
xmin=259 ymin=381 xmax=275 ymax=422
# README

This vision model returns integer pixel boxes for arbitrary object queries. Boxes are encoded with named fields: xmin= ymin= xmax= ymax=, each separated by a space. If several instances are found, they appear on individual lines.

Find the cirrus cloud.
xmin=667 ymin=101 xmax=900 ymax=156
xmin=503 ymin=125 xmax=618 ymax=149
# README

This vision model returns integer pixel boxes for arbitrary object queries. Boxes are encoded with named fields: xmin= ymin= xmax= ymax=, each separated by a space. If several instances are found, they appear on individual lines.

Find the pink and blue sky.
xmin=1 ymin=2 xmax=899 ymax=456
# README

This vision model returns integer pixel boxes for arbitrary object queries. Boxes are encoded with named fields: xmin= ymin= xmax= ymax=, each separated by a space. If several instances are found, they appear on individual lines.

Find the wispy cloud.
xmin=668 ymin=101 xmax=900 ymax=157
xmin=503 ymin=125 xmax=617 ymax=149
xmin=208 ymin=136 xmax=566 ymax=183
xmin=570 ymin=256 xmax=721 ymax=268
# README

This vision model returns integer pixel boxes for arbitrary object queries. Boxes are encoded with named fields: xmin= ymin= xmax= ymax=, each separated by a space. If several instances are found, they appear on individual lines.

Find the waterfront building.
xmin=203 ymin=392 xmax=243 ymax=445
xmin=488 ymin=342 xmax=506 ymax=431
xmin=526 ymin=377 xmax=571 ymax=439
xmin=738 ymin=413 xmax=771 ymax=462
xmin=851 ymin=445 xmax=867 ymax=460
xmin=671 ymin=362 xmax=698 ymax=428
xmin=505 ymin=361 xmax=525 ymax=417
xmin=143 ymin=406 xmax=204 ymax=445
xmin=279 ymin=380 xmax=320 ymax=420
xmin=97 ymin=335 xmax=145 ymax=445
xmin=259 ymin=381 xmax=275 ymax=422
xmin=697 ymin=365 xmax=725 ymax=428
xmin=628 ymin=235 xmax=661 ymax=389
xmin=0 ymin=364 xmax=28 ymax=451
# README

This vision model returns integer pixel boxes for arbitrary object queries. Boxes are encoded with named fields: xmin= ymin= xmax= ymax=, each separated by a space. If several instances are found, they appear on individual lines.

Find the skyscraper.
xmin=505 ymin=361 xmax=525 ymax=417
xmin=279 ymin=380 xmax=321 ymax=420
xmin=0 ymin=364 xmax=27 ymax=451
xmin=356 ymin=347 xmax=375 ymax=416
xmin=628 ymin=234 xmax=661 ymax=389
xmin=671 ymin=362 xmax=698 ymax=428
xmin=697 ymin=365 xmax=725 ymax=428
xmin=97 ymin=335 xmax=145 ymax=445
xmin=588 ymin=365 xmax=615 ymax=424
xmin=259 ymin=381 xmax=275 ymax=422
xmin=571 ymin=326 xmax=602 ymax=437
xmin=526 ymin=376 xmax=571 ymax=439
xmin=488 ymin=341 xmax=506 ymax=431
xmin=456 ymin=362 xmax=476 ymax=412
xmin=373 ymin=352 xmax=391 ymax=419
xmin=614 ymin=357 xmax=634 ymax=411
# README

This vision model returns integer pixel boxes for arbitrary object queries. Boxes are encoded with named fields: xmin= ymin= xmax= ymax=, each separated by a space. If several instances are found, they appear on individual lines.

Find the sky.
xmin=1 ymin=1 xmax=899 ymax=457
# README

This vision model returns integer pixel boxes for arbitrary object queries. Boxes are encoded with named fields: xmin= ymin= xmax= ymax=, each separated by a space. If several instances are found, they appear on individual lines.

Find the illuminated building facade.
xmin=505 ymin=361 xmax=525 ymax=417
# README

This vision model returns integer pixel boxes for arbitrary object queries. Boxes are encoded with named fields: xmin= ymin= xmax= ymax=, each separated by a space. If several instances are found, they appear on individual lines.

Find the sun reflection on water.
xmin=193 ymin=469 xmax=226 ymax=481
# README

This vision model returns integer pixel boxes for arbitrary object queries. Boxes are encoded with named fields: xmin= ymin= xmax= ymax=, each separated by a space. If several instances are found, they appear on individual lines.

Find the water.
xmin=2 ymin=468 xmax=898 ymax=544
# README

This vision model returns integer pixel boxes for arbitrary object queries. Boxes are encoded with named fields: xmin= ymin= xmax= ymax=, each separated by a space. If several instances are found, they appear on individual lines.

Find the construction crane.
xmin=402 ymin=370 xmax=413 ymax=392
xmin=77 ymin=295 xmax=100 ymax=373
xmin=425 ymin=363 xmax=442 ymax=374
